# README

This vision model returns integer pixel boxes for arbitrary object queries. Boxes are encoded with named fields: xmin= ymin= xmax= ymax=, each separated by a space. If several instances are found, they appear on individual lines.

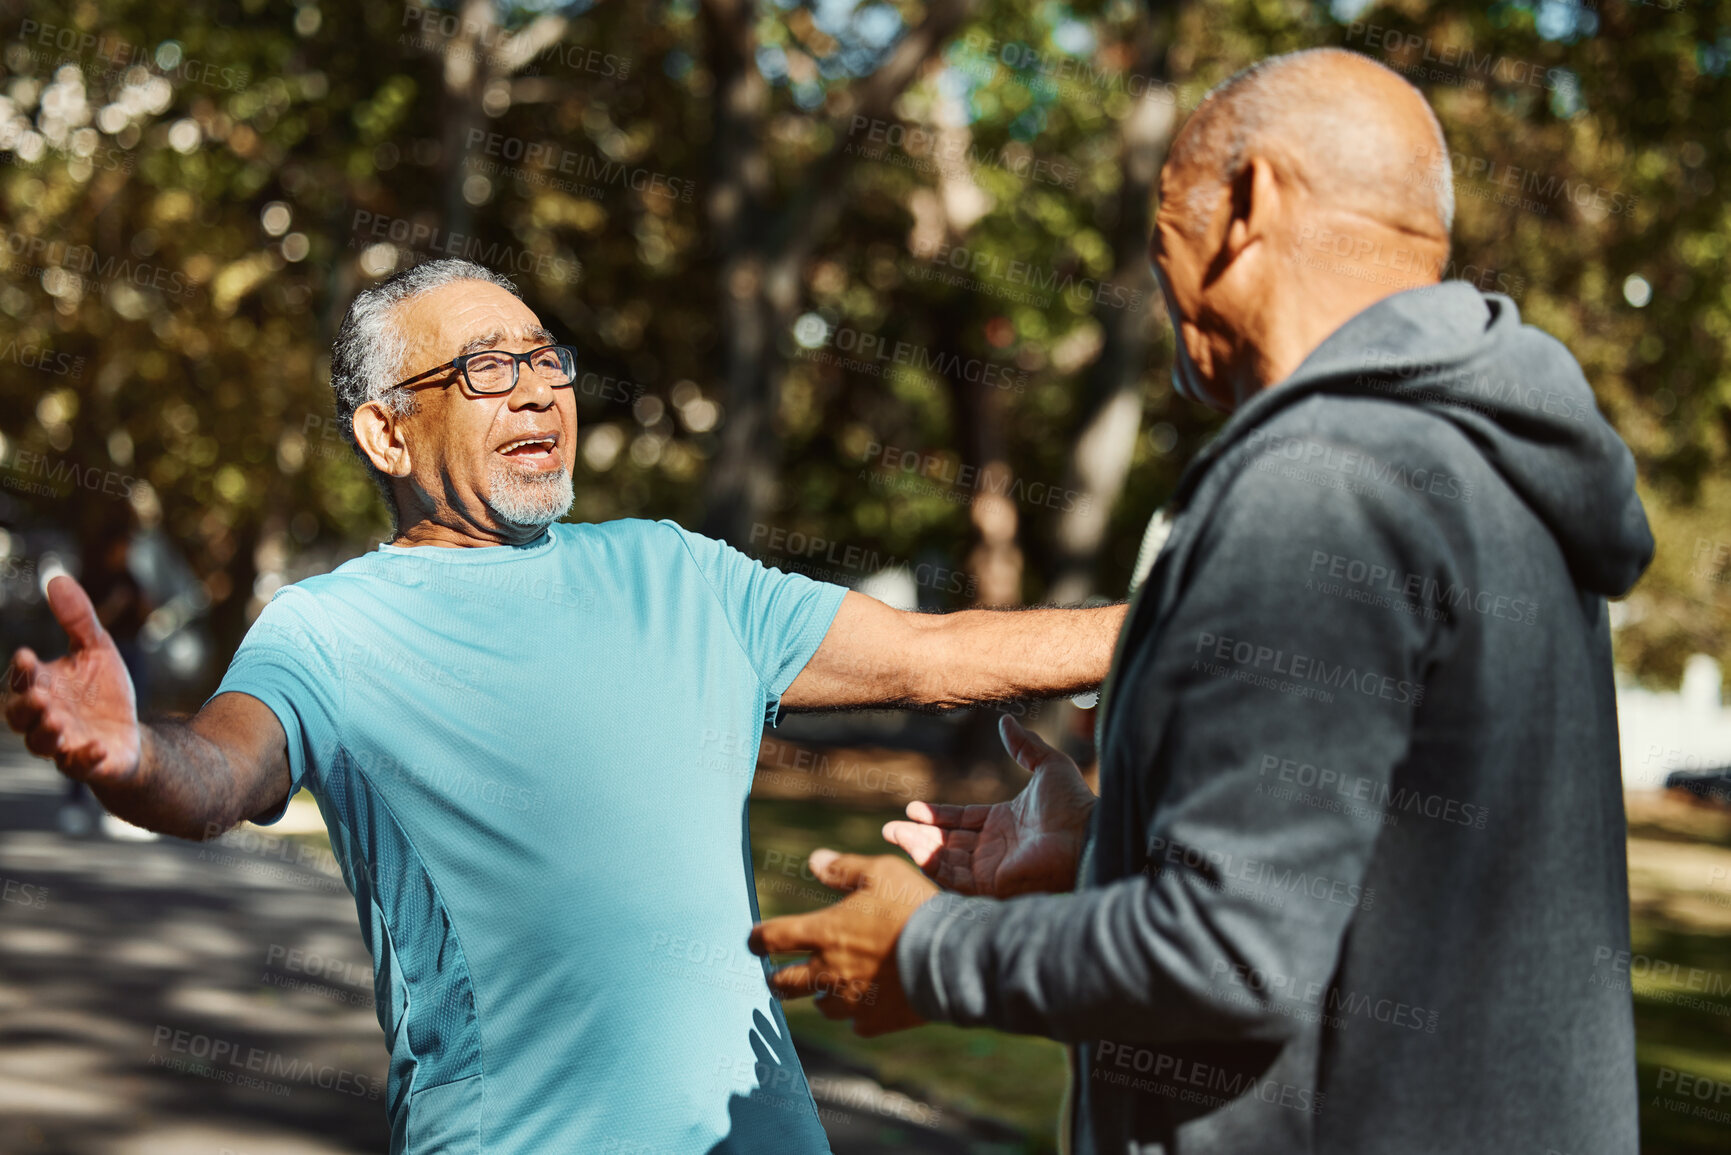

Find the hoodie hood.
xmin=1176 ymin=281 xmax=1654 ymax=597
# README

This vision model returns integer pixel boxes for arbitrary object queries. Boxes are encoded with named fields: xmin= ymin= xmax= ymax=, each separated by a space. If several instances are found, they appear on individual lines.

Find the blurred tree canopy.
xmin=0 ymin=0 xmax=1726 ymax=697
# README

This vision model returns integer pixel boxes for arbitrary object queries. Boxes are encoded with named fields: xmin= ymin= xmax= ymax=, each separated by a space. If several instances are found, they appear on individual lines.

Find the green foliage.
xmin=0 ymin=0 xmax=1723 ymax=684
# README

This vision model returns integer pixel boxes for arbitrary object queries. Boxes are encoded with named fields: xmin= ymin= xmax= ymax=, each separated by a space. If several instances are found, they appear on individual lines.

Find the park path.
xmin=0 ymin=735 xmax=1018 ymax=1155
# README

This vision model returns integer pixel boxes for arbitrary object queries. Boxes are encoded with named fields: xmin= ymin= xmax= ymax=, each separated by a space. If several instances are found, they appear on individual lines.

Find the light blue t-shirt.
xmin=212 ymin=518 xmax=848 ymax=1154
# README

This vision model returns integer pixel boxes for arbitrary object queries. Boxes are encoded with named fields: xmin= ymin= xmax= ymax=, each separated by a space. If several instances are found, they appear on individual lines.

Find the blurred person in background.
xmin=3 ymin=257 xmax=1127 ymax=1153
xmin=752 ymin=46 xmax=1654 ymax=1155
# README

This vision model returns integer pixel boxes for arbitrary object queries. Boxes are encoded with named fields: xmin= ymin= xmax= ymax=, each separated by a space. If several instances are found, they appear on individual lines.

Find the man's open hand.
xmin=3 ymin=575 xmax=142 ymax=785
xmin=748 ymin=850 xmax=938 ymax=1037
xmin=883 ymin=714 xmax=1097 ymax=898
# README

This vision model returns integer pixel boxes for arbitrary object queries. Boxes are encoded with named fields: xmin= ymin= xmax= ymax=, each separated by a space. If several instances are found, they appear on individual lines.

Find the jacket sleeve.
xmin=896 ymin=446 xmax=1456 ymax=1045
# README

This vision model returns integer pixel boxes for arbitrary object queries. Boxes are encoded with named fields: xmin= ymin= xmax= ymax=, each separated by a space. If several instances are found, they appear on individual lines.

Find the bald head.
xmin=1165 ymin=47 xmax=1453 ymax=243
xmin=1147 ymin=48 xmax=1461 ymax=411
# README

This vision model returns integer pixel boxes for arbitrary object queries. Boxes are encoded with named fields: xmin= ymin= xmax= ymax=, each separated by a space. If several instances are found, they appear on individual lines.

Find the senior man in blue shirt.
xmin=5 ymin=258 xmax=1125 ymax=1154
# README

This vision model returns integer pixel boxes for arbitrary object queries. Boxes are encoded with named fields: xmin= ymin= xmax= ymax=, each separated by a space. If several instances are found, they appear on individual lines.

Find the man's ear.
xmin=1222 ymin=155 xmax=1282 ymax=264
xmin=352 ymin=401 xmax=413 ymax=479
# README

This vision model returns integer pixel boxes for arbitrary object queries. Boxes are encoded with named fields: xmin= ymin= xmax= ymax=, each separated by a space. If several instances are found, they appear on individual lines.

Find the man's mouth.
xmin=496 ymin=434 xmax=560 ymax=463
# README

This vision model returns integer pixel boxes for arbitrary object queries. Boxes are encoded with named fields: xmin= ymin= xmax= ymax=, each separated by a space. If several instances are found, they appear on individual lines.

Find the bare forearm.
xmin=920 ymin=604 xmax=1126 ymax=709
xmin=782 ymin=592 xmax=1128 ymax=713
xmin=89 ymin=717 xmax=271 ymax=841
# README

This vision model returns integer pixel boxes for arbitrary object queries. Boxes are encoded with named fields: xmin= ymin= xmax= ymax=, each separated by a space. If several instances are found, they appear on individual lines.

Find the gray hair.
xmin=1176 ymin=47 xmax=1454 ymax=239
xmin=328 ymin=259 xmax=521 ymax=520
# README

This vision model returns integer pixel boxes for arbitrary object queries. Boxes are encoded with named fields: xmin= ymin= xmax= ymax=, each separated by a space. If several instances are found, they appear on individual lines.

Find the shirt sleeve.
xmin=204 ymin=583 xmax=345 ymax=825
xmin=896 ymin=442 xmax=1452 ymax=1045
xmin=660 ymin=520 xmax=849 ymax=715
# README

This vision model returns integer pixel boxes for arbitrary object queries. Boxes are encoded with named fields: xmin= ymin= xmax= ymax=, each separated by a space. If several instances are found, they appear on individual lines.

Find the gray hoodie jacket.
xmin=896 ymin=282 xmax=1654 ymax=1155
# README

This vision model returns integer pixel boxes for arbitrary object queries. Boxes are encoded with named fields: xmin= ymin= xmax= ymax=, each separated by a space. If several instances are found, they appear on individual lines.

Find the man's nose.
xmin=507 ymin=371 xmax=557 ymax=409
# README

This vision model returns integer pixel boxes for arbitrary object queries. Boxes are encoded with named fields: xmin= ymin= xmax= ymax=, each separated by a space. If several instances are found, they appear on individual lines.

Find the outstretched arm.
xmin=779 ymin=591 xmax=1125 ymax=711
xmin=4 ymin=575 xmax=291 ymax=840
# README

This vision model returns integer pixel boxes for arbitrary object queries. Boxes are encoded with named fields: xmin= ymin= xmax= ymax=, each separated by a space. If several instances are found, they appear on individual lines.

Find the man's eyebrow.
xmin=454 ymin=327 xmax=556 ymax=357
xmin=456 ymin=329 xmax=506 ymax=357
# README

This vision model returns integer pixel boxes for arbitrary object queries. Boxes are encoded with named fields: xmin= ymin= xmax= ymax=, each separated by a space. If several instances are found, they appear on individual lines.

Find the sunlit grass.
xmin=754 ymin=797 xmax=1731 ymax=1154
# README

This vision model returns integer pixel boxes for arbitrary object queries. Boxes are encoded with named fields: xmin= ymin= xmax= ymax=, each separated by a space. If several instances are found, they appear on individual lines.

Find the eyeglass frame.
xmin=389 ymin=343 xmax=581 ymax=396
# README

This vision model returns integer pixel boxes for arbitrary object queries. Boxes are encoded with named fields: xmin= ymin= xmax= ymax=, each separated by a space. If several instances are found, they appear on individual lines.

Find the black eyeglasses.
xmin=392 ymin=344 xmax=579 ymax=396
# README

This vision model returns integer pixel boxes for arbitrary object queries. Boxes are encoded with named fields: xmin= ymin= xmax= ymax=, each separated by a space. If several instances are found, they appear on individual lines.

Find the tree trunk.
xmin=697 ymin=0 xmax=777 ymax=545
xmin=696 ymin=0 xmax=978 ymax=546
xmin=1039 ymin=12 xmax=1183 ymax=766
xmin=1047 ymin=17 xmax=1181 ymax=606
xmin=438 ymin=0 xmax=497 ymax=243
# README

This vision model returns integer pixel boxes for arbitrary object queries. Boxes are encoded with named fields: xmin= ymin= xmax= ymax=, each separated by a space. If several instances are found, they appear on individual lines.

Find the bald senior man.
xmin=4 ymin=257 xmax=1125 ymax=1153
xmin=752 ymin=47 xmax=1654 ymax=1155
